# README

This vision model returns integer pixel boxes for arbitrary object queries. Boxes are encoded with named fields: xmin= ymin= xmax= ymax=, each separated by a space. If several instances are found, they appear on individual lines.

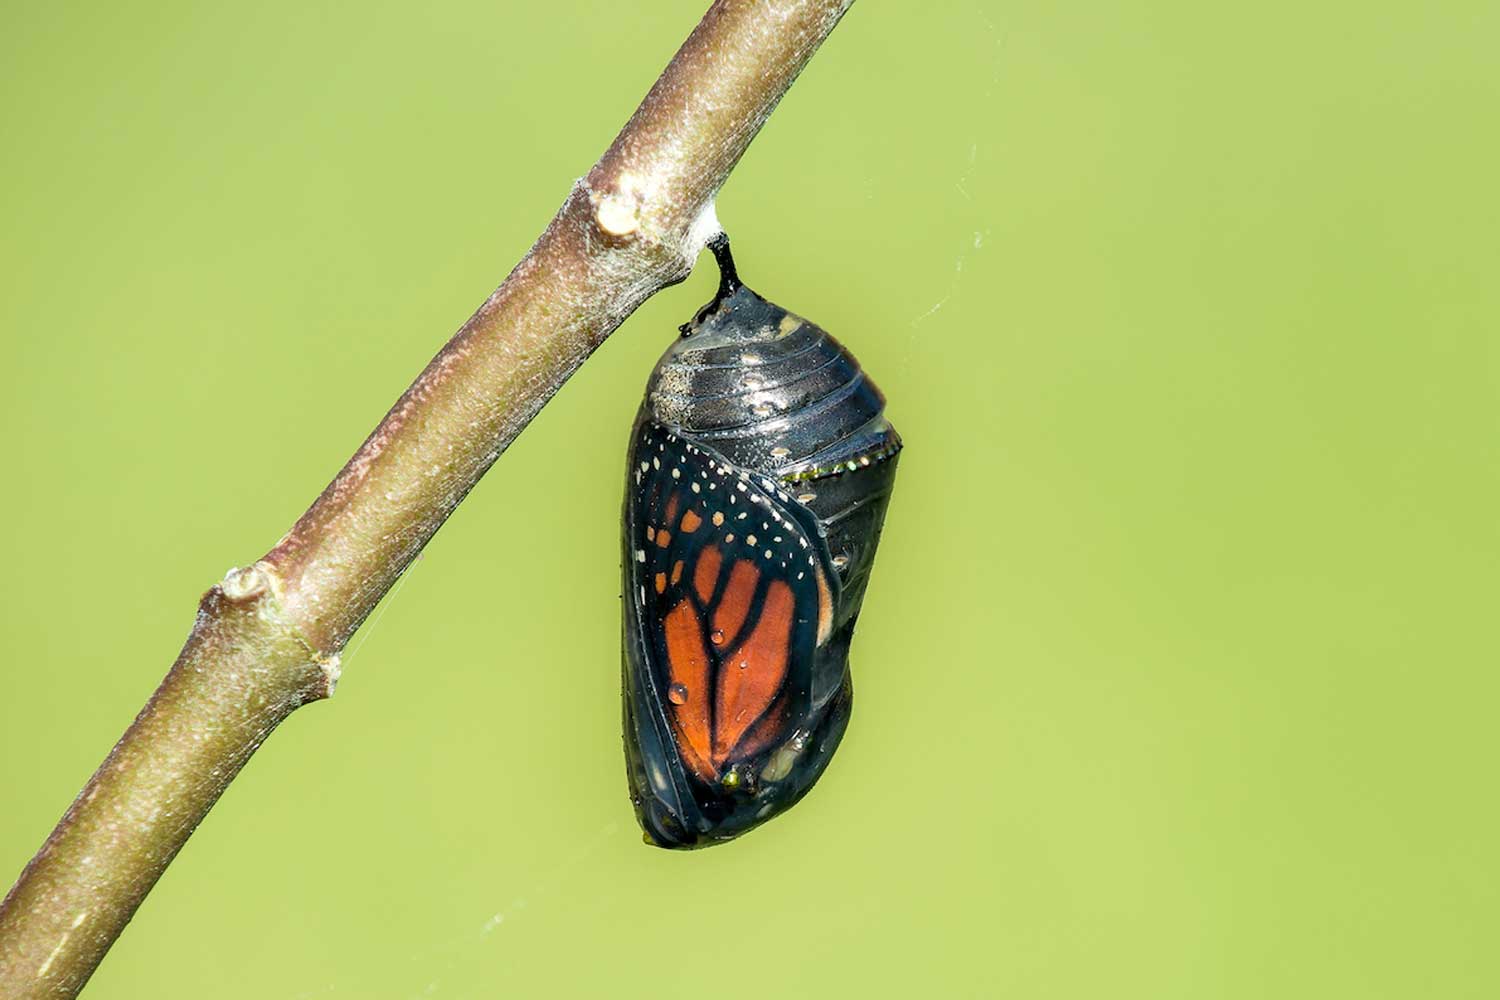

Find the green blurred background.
xmin=2 ymin=1 xmax=1497 ymax=996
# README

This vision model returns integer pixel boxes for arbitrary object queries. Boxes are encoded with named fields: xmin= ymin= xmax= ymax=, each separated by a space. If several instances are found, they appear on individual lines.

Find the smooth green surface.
xmin=2 ymin=1 xmax=1496 ymax=996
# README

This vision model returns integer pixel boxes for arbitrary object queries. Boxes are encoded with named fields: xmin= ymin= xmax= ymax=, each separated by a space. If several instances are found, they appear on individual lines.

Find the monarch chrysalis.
xmin=621 ymin=235 xmax=901 ymax=848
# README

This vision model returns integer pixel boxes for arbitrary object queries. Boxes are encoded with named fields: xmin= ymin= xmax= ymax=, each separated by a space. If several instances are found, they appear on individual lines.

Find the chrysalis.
xmin=621 ymin=236 xmax=901 ymax=848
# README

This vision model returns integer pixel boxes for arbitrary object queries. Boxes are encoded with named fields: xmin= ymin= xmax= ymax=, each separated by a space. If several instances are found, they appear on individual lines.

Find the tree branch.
xmin=0 ymin=2 xmax=855 ymax=994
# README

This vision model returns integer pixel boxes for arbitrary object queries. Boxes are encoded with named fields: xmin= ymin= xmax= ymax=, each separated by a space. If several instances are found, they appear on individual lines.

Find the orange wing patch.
xmin=693 ymin=545 xmax=723 ymax=603
xmin=729 ymin=688 xmax=791 ymax=763
xmin=712 ymin=560 xmax=759 ymax=648
xmin=663 ymin=599 xmax=715 ymax=782
xmin=714 ymin=578 xmax=793 ymax=762
xmin=639 ymin=457 xmax=820 ymax=783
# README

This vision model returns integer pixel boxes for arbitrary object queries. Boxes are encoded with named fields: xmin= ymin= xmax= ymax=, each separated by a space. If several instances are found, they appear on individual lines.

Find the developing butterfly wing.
xmin=622 ymin=421 xmax=848 ymax=848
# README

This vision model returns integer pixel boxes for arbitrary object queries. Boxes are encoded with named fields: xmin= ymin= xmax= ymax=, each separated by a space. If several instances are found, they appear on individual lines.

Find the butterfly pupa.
xmin=621 ymin=235 xmax=901 ymax=848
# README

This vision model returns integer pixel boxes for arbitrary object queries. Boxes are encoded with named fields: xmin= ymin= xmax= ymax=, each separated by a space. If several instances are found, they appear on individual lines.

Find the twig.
xmin=0 ymin=1 xmax=855 ymax=994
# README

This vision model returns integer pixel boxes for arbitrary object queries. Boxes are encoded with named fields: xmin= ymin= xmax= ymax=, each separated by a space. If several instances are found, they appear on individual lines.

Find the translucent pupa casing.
xmin=621 ymin=239 xmax=900 ymax=848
